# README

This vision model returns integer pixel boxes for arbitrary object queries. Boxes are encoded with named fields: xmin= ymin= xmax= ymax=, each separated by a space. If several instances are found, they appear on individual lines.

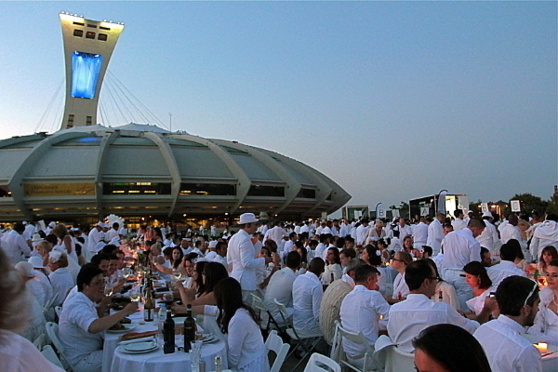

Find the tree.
xmin=507 ymin=193 xmax=548 ymax=217
xmin=546 ymin=192 xmax=558 ymax=215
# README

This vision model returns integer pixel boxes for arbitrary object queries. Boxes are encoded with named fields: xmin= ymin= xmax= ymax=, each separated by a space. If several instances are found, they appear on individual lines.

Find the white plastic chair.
xmin=373 ymin=334 xmax=414 ymax=372
xmin=54 ymin=305 xmax=63 ymax=320
xmin=45 ymin=321 xmax=74 ymax=371
xmin=274 ymin=299 xmax=322 ymax=370
xmin=303 ymin=352 xmax=341 ymax=372
xmin=265 ymin=330 xmax=290 ymax=372
xmin=41 ymin=344 xmax=64 ymax=369
xmin=334 ymin=321 xmax=375 ymax=372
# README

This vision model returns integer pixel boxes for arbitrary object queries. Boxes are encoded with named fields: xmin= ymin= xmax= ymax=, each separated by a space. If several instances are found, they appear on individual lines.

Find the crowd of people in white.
xmin=1 ymin=208 xmax=557 ymax=371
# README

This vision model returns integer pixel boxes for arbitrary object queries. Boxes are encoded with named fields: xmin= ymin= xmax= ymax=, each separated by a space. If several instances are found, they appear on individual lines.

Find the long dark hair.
xmin=171 ymin=247 xmax=184 ymax=269
xmin=194 ymin=261 xmax=207 ymax=296
xmin=463 ymin=261 xmax=492 ymax=290
xmin=202 ymin=262 xmax=229 ymax=294
xmin=213 ymin=277 xmax=259 ymax=334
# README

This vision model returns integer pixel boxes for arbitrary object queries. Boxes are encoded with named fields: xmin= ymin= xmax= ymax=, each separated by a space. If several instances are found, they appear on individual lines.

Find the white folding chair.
xmin=251 ymin=293 xmax=287 ymax=336
xmin=335 ymin=321 xmax=375 ymax=372
xmin=54 ymin=305 xmax=63 ymax=321
xmin=303 ymin=352 xmax=341 ymax=372
xmin=265 ymin=330 xmax=290 ymax=372
xmin=41 ymin=344 xmax=64 ymax=369
xmin=274 ymin=299 xmax=322 ymax=370
xmin=45 ymin=321 xmax=74 ymax=371
xmin=373 ymin=334 xmax=414 ymax=372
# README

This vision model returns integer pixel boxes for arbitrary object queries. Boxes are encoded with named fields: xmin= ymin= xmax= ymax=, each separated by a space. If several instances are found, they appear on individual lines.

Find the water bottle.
xmin=157 ymin=303 xmax=166 ymax=330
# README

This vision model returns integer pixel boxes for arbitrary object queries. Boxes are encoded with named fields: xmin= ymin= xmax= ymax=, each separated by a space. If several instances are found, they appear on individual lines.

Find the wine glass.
xmin=130 ymin=288 xmax=140 ymax=303
xmin=172 ymin=268 xmax=182 ymax=281
xmin=122 ymin=268 xmax=132 ymax=279
xmin=104 ymin=281 xmax=114 ymax=297
xmin=163 ymin=292 xmax=174 ymax=305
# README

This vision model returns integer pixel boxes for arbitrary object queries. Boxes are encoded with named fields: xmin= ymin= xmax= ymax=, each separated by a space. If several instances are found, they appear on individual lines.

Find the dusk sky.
xmin=1 ymin=1 xmax=556 ymax=213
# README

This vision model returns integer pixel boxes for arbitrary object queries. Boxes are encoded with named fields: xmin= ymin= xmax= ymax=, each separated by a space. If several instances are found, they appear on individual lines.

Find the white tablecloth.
xmin=110 ymin=337 xmax=227 ymax=372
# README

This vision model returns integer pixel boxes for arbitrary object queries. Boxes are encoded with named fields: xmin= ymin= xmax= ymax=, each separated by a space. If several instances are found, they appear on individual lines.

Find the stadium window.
xmin=98 ymin=33 xmax=107 ymax=41
xmin=73 ymin=29 xmax=83 ymax=37
xmin=86 ymin=31 xmax=95 ymax=39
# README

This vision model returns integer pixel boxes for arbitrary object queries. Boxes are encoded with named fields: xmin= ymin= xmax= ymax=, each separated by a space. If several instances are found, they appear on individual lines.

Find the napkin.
xmin=120 ymin=330 xmax=158 ymax=341
xmin=118 ymin=336 xmax=155 ymax=345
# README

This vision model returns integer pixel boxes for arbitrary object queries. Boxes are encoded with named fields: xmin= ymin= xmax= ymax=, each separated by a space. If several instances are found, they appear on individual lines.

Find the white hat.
xmin=48 ymin=221 xmax=56 ymax=228
xmin=31 ymin=233 xmax=43 ymax=243
xmin=49 ymin=250 xmax=63 ymax=263
xmin=208 ymin=240 xmax=218 ymax=249
xmin=96 ymin=221 xmax=104 ymax=228
xmin=15 ymin=261 xmax=36 ymax=278
xmin=28 ymin=255 xmax=45 ymax=269
xmin=482 ymin=211 xmax=493 ymax=218
xmin=239 ymin=213 xmax=259 ymax=225
xmin=109 ymin=237 xmax=121 ymax=246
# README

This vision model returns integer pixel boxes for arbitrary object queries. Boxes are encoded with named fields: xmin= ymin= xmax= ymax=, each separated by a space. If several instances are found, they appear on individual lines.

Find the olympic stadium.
xmin=0 ymin=13 xmax=350 ymax=224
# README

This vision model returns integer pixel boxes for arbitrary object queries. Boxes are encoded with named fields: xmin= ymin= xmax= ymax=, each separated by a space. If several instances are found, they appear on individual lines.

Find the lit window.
xmin=71 ymin=51 xmax=103 ymax=99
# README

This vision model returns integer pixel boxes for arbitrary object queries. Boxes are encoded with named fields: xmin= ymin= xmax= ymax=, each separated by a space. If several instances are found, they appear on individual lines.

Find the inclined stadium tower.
xmin=0 ymin=13 xmax=350 ymax=224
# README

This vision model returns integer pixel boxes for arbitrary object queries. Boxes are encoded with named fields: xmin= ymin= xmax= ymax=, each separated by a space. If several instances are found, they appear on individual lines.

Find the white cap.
xmin=48 ymin=221 xmax=56 ymax=228
xmin=208 ymin=240 xmax=218 ymax=249
xmin=482 ymin=211 xmax=493 ymax=218
xmin=15 ymin=261 xmax=35 ymax=278
xmin=239 ymin=213 xmax=259 ymax=225
xmin=28 ymin=255 xmax=46 ymax=269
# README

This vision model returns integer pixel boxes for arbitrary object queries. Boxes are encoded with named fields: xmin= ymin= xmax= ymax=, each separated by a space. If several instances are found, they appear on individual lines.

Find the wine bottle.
xmin=163 ymin=309 xmax=175 ymax=354
xmin=183 ymin=304 xmax=196 ymax=352
xmin=143 ymin=280 xmax=154 ymax=322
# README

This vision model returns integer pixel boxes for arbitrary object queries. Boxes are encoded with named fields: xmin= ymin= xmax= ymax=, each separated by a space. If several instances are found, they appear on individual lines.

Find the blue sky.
xmin=0 ymin=1 xmax=556 ymax=211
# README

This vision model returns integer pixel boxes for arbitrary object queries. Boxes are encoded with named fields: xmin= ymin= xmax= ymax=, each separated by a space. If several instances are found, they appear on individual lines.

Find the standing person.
xmin=474 ymin=276 xmax=542 ymax=372
xmin=0 ymin=250 xmax=64 ymax=371
xmin=413 ymin=217 xmax=429 ymax=250
xmin=427 ymin=213 xmax=444 ymax=257
xmin=86 ymin=222 xmax=104 ymax=262
xmin=476 ymin=211 xmax=500 ymax=254
xmin=196 ymin=277 xmax=269 ymax=372
xmin=451 ymin=209 xmax=467 ymax=231
xmin=52 ymin=223 xmax=80 ymax=280
xmin=227 ymin=213 xmax=268 ymax=304
xmin=0 ymin=222 xmax=31 ymax=265
xmin=530 ymin=214 xmax=558 ymax=261
xmin=441 ymin=218 xmax=485 ymax=310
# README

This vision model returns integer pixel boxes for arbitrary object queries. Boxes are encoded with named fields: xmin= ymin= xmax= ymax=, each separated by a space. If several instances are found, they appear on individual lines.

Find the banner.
xmin=24 ymin=183 xmax=96 ymax=197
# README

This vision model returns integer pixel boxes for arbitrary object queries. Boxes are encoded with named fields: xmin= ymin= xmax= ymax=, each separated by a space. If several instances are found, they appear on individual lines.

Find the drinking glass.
xmin=104 ymin=283 xmax=114 ymax=297
xmin=130 ymin=288 xmax=140 ymax=303
xmin=122 ymin=268 xmax=132 ymax=279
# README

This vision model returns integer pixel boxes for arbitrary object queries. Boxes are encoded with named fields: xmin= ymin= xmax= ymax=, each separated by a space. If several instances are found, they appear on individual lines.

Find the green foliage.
xmin=508 ymin=193 xmax=548 ymax=216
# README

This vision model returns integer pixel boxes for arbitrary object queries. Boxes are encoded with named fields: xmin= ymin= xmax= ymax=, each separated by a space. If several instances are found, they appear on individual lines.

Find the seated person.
xmin=59 ymin=264 xmax=137 ymax=372
xmin=48 ymin=250 xmax=75 ymax=307
xmin=528 ymin=259 xmax=558 ymax=343
xmin=487 ymin=242 xmax=526 ymax=288
xmin=340 ymin=265 xmax=390 ymax=367
xmin=474 ymin=275 xmax=542 ymax=372
xmin=387 ymin=259 xmax=479 ymax=353
xmin=173 ymin=261 xmax=228 ymax=311
xmin=293 ymin=257 xmax=325 ymax=336
xmin=264 ymin=251 xmax=300 ymax=324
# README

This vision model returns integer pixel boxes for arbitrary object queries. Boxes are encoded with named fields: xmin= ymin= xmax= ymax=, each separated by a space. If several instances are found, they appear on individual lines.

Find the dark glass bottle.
xmin=183 ymin=304 xmax=196 ymax=352
xmin=163 ymin=309 xmax=175 ymax=354
xmin=143 ymin=280 xmax=154 ymax=322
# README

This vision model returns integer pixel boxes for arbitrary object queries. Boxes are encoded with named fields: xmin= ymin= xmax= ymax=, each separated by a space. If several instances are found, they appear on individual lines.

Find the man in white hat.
xmin=204 ymin=240 xmax=219 ymax=261
xmin=476 ymin=211 xmax=500 ymax=254
xmin=227 ymin=213 xmax=269 ymax=304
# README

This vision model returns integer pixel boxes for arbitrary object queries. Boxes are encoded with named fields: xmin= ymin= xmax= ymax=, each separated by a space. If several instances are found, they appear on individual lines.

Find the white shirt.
xmin=264 ymin=267 xmax=298 ymax=321
xmin=87 ymin=228 xmax=104 ymax=253
xmin=474 ymin=315 xmax=542 ymax=372
xmin=441 ymin=229 xmax=481 ymax=271
xmin=322 ymin=263 xmax=343 ymax=285
xmin=264 ymin=226 xmax=286 ymax=251
xmin=465 ymin=287 xmax=494 ymax=315
xmin=387 ymin=293 xmax=479 ymax=353
xmin=205 ymin=306 xmax=269 ymax=372
xmin=451 ymin=218 xmax=467 ymax=231
xmin=227 ymin=229 xmax=265 ymax=291
xmin=355 ymin=225 xmax=370 ymax=245
xmin=212 ymin=254 xmax=228 ymax=269
xmin=0 ymin=329 xmax=63 ymax=372
xmin=27 ymin=271 xmax=53 ymax=308
xmin=293 ymin=271 xmax=323 ymax=336
xmin=476 ymin=219 xmax=499 ymax=250
xmin=530 ymin=220 xmax=558 ymax=260
xmin=59 ymin=292 xmax=104 ymax=368
xmin=528 ymin=287 xmax=558 ymax=343
xmin=487 ymin=260 xmax=526 ymax=288
xmin=395 ymin=224 xmax=412 ymax=240
xmin=314 ymin=243 xmax=327 ymax=261
xmin=1 ymin=230 xmax=31 ymax=265
xmin=412 ymin=222 xmax=429 ymax=244
xmin=427 ymin=219 xmax=444 ymax=255
xmin=340 ymin=285 xmax=390 ymax=358
xmin=392 ymin=272 xmax=409 ymax=300
xmin=49 ymin=268 xmax=75 ymax=307
xmin=500 ymin=223 xmax=521 ymax=244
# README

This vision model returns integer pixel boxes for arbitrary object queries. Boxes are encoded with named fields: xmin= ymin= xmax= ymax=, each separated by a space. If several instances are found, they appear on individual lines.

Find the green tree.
xmin=508 ymin=193 xmax=548 ymax=216
xmin=546 ymin=192 xmax=558 ymax=215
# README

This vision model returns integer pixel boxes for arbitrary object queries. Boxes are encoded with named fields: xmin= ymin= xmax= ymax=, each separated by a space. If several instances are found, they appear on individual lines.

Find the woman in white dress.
xmin=199 ymin=277 xmax=269 ymax=372
xmin=461 ymin=261 xmax=496 ymax=321
xmin=528 ymin=259 xmax=558 ymax=343
xmin=389 ymin=251 xmax=412 ymax=303
xmin=322 ymin=247 xmax=342 ymax=285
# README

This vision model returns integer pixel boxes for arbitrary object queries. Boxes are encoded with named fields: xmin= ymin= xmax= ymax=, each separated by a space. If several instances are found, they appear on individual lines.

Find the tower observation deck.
xmin=59 ymin=13 xmax=124 ymax=129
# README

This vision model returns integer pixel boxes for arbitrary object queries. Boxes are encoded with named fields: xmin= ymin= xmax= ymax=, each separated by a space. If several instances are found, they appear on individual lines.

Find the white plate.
xmin=107 ymin=324 xmax=137 ymax=334
xmin=201 ymin=334 xmax=218 ymax=343
xmin=121 ymin=341 xmax=158 ymax=354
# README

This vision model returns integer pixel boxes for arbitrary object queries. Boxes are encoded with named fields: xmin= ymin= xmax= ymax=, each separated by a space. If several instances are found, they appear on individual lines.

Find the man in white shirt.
xmin=0 ymin=223 xmax=31 ymax=265
xmin=427 ymin=213 xmax=445 ymax=256
xmin=212 ymin=241 xmax=228 ymax=269
xmin=263 ymin=222 xmax=287 ymax=252
xmin=292 ymin=257 xmax=325 ymax=337
xmin=388 ymin=259 xmax=479 ymax=353
xmin=319 ymin=258 xmax=360 ymax=344
xmin=394 ymin=218 xmax=412 ymax=241
xmin=227 ymin=213 xmax=268 ymax=303
xmin=487 ymin=243 xmax=526 ymax=288
xmin=355 ymin=219 xmax=370 ymax=246
xmin=59 ymin=264 xmax=137 ymax=371
xmin=451 ymin=209 xmax=467 ymax=231
xmin=86 ymin=223 xmax=104 ymax=262
xmin=340 ymin=265 xmax=390 ymax=362
xmin=500 ymin=214 xmax=521 ymax=244
xmin=441 ymin=218 xmax=485 ymax=310
xmin=474 ymin=276 xmax=542 ymax=372
xmin=264 ymin=251 xmax=300 ymax=323
xmin=476 ymin=211 xmax=500 ymax=252
xmin=412 ymin=217 xmax=429 ymax=249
